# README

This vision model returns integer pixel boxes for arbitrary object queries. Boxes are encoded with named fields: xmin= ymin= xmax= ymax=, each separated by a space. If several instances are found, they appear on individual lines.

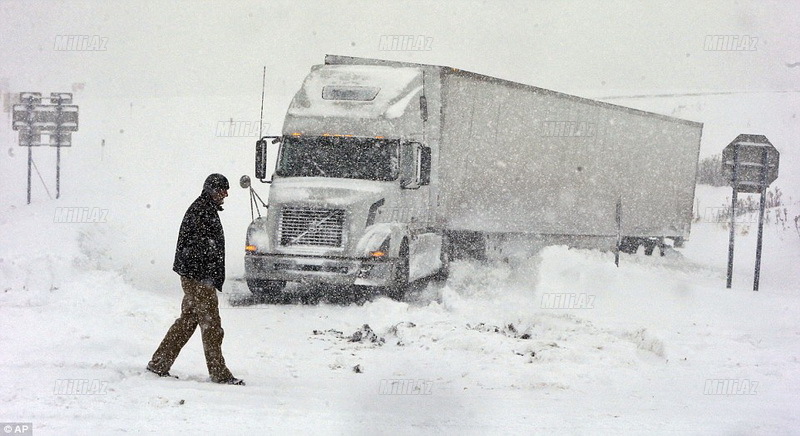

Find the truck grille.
xmin=279 ymin=206 xmax=345 ymax=248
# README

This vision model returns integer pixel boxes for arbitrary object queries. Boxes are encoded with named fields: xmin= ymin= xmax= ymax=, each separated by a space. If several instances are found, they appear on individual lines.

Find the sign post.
xmin=50 ymin=92 xmax=76 ymax=199
xmin=752 ymin=149 xmax=769 ymax=291
xmin=13 ymin=92 xmax=41 ymax=205
xmin=11 ymin=92 xmax=78 ymax=203
xmin=721 ymin=134 xmax=779 ymax=291
xmin=725 ymin=144 xmax=738 ymax=288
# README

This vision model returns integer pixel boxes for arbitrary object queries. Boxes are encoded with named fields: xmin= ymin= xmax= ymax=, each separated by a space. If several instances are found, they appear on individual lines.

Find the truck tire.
xmin=387 ymin=241 xmax=410 ymax=301
xmin=431 ymin=239 xmax=450 ymax=282
xmin=643 ymin=239 xmax=657 ymax=256
xmin=643 ymin=238 xmax=665 ymax=256
xmin=618 ymin=237 xmax=640 ymax=254
xmin=247 ymin=279 xmax=286 ymax=303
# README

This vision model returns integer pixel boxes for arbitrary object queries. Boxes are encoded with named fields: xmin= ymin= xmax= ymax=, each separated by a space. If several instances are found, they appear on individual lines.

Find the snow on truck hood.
xmin=287 ymin=64 xmax=423 ymax=120
xmin=268 ymin=177 xmax=389 ymax=207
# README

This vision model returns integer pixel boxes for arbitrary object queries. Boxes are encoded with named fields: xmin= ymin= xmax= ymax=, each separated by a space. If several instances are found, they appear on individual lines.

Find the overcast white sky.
xmin=1 ymin=0 xmax=798 ymax=208
xmin=1 ymin=0 xmax=798 ymax=100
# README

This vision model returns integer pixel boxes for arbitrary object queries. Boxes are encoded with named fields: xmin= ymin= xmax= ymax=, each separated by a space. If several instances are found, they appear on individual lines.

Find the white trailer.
xmin=243 ymin=55 xmax=703 ymax=300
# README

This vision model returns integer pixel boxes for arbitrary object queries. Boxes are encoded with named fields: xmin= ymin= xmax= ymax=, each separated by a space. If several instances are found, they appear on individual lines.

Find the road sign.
xmin=11 ymin=91 xmax=79 ymax=204
xmin=49 ymin=132 xmax=72 ymax=147
xmin=31 ymin=104 xmax=58 ymax=131
xmin=19 ymin=92 xmax=41 ymax=103
xmin=50 ymin=92 xmax=73 ymax=104
xmin=722 ymin=134 xmax=780 ymax=291
xmin=12 ymin=104 xmax=30 ymax=130
xmin=18 ymin=130 xmax=41 ymax=147
xmin=16 ymin=131 xmax=72 ymax=147
xmin=12 ymin=103 xmax=78 ymax=134
xmin=722 ymin=134 xmax=779 ymax=193
xmin=56 ymin=105 xmax=79 ymax=131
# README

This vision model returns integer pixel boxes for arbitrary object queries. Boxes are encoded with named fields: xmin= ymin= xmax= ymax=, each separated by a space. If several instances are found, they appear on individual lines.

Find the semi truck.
xmin=242 ymin=55 xmax=703 ymax=301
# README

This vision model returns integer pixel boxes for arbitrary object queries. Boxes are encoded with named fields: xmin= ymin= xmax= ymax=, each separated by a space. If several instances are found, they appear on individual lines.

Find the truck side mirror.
xmin=420 ymin=146 xmax=431 ymax=185
xmin=255 ymin=136 xmax=282 ymax=182
xmin=255 ymin=139 xmax=268 ymax=180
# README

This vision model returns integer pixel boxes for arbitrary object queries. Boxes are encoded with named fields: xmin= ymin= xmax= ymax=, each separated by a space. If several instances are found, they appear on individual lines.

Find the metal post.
xmin=55 ymin=96 xmax=61 ymax=199
xmin=56 ymin=144 xmax=61 ymax=199
xmin=615 ymin=198 xmax=621 ymax=267
xmin=26 ymin=144 xmax=32 ymax=205
xmin=726 ymin=144 xmax=739 ymax=288
xmin=24 ymin=95 xmax=34 ymax=205
xmin=753 ymin=149 xmax=768 ymax=291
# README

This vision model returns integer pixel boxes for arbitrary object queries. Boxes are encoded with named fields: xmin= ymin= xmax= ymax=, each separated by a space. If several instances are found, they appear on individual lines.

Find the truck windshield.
xmin=276 ymin=136 xmax=399 ymax=181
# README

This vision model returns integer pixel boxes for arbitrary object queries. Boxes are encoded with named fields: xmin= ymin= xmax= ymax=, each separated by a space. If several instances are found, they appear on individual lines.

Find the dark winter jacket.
xmin=173 ymin=193 xmax=225 ymax=291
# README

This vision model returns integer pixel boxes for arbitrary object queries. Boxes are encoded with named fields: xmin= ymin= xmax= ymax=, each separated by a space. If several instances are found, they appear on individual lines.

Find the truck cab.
xmin=244 ymin=63 xmax=444 ymax=301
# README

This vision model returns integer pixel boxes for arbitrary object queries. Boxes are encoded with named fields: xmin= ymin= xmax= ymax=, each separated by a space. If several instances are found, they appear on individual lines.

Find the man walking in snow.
xmin=147 ymin=173 xmax=244 ymax=385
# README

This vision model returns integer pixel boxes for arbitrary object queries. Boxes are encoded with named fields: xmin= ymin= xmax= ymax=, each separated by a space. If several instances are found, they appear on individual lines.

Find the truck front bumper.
xmin=245 ymin=253 xmax=398 ymax=287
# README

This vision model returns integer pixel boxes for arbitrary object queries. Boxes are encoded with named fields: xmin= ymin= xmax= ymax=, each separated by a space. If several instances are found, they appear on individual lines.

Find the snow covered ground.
xmin=2 ymin=1 xmax=799 ymax=434
xmin=1 ymin=182 xmax=799 ymax=434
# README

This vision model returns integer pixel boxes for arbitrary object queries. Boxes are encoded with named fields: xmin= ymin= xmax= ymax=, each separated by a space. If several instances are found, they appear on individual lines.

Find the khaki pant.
xmin=149 ymin=276 xmax=233 ymax=381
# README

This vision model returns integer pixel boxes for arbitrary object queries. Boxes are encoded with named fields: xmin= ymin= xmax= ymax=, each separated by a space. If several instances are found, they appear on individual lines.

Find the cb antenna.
xmin=242 ymin=66 xmax=270 ymax=222
xmin=259 ymin=66 xmax=266 ymax=138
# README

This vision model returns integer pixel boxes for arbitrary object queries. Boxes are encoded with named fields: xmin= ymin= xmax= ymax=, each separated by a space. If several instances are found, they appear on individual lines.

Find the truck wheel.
xmin=643 ymin=240 xmax=656 ymax=256
xmin=655 ymin=238 xmax=666 ymax=256
xmin=432 ymin=241 xmax=450 ymax=282
xmin=387 ymin=241 xmax=410 ymax=301
xmin=618 ymin=237 xmax=639 ymax=254
xmin=643 ymin=238 xmax=665 ymax=256
xmin=247 ymin=279 xmax=286 ymax=303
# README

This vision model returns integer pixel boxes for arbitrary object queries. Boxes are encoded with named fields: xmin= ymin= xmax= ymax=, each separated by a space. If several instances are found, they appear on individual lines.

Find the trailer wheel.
xmin=643 ymin=239 xmax=656 ymax=256
xmin=247 ymin=279 xmax=286 ymax=303
xmin=655 ymin=239 xmax=666 ymax=257
xmin=643 ymin=238 xmax=665 ymax=256
xmin=387 ymin=240 xmax=410 ymax=301
xmin=618 ymin=237 xmax=640 ymax=254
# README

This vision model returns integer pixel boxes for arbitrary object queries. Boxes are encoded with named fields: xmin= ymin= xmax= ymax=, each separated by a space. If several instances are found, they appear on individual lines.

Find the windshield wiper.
xmin=309 ymin=158 xmax=326 ymax=176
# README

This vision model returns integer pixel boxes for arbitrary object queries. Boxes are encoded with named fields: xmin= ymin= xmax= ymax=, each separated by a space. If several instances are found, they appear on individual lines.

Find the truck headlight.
xmin=369 ymin=238 xmax=391 ymax=259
